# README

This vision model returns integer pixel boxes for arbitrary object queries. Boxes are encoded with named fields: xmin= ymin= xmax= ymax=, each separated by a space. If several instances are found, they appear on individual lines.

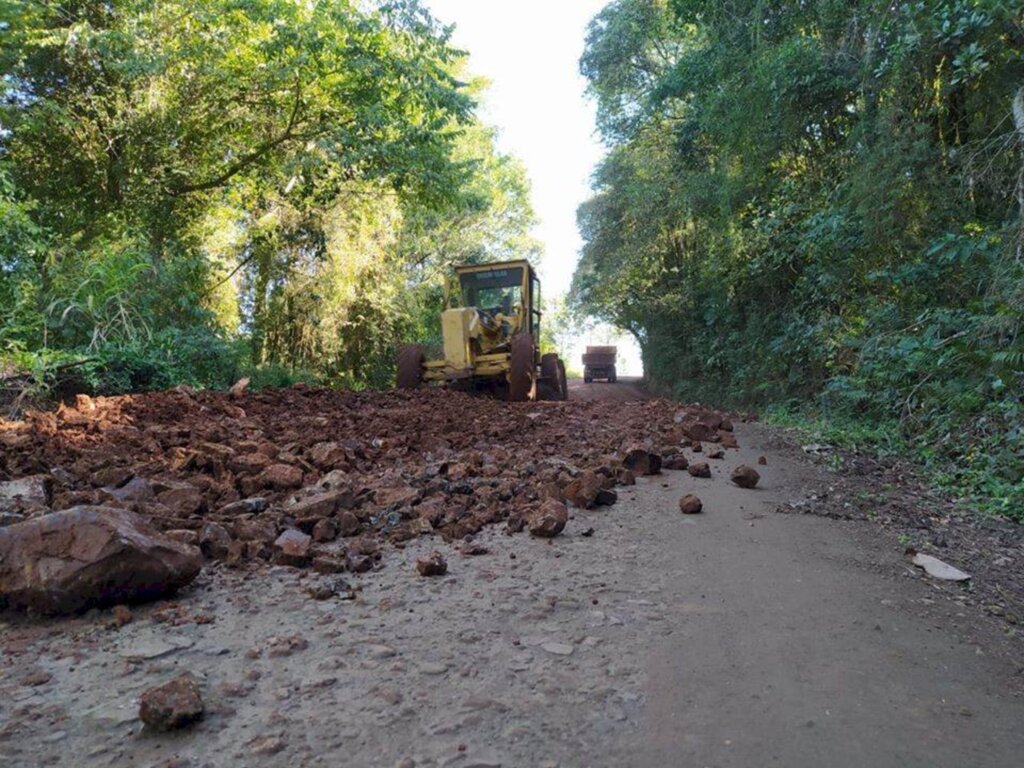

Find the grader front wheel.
xmin=397 ymin=344 xmax=425 ymax=389
xmin=509 ymin=333 xmax=536 ymax=402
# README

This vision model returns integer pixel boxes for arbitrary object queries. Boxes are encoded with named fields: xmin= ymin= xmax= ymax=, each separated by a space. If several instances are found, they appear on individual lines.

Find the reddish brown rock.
xmin=156 ymin=483 xmax=206 ymax=516
xmin=682 ymin=422 xmax=716 ymax=443
xmin=101 ymin=476 xmax=154 ymax=504
xmin=707 ymin=448 xmax=725 ymax=460
xmin=164 ymin=529 xmax=199 ymax=547
xmin=335 ymin=510 xmax=362 ymax=537
xmin=1 ymin=474 xmax=53 ymax=520
xmin=758 ymin=456 xmax=767 ymax=466
xmin=617 ymin=469 xmax=636 ymax=486
xmin=375 ymin=482 xmax=419 ymax=508
xmin=228 ymin=453 xmax=271 ymax=475
xmin=274 ymin=528 xmax=312 ymax=566
xmin=622 ymin=447 xmax=662 ymax=476
xmin=309 ymin=442 xmax=348 ymax=470
xmin=678 ymin=494 xmax=703 ymax=514
xmin=313 ymin=555 xmax=347 ymax=574
xmin=110 ymin=604 xmax=133 ymax=627
xmin=258 ymin=464 xmax=304 ymax=490
xmin=0 ymin=506 xmax=201 ymax=614
xmin=527 ymin=500 xmax=569 ymax=538
xmin=229 ymin=377 xmax=250 ymax=399
xmin=346 ymin=550 xmax=374 ymax=573
xmin=687 ymin=462 xmax=711 ymax=479
xmin=662 ymin=455 xmax=689 ymax=471
xmin=225 ymin=540 xmax=245 ymax=568
xmin=140 ymin=674 xmax=204 ymax=731
xmin=563 ymin=470 xmax=604 ymax=509
xmin=311 ymin=518 xmax=338 ymax=543
xmin=730 ymin=465 xmax=761 ymax=489
xmin=288 ymin=490 xmax=352 ymax=519
xmin=416 ymin=551 xmax=448 ymax=577
xmin=234 ymin=517 xmax=277 ymax=544
xmin=199 ymin=522 xmax=231 ymax=559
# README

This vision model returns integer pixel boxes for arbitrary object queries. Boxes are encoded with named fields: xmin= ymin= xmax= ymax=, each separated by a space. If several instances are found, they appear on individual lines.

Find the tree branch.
xmin=168 ymin=78 xmax=306 ymax=196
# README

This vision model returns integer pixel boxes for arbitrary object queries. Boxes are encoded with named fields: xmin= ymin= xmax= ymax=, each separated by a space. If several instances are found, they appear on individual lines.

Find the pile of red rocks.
xmin=0 ymin=386 xmax=751 ymax=583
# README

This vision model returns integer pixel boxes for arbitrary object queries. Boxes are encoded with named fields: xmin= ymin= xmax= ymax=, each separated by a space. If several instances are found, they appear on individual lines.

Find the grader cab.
xmin=397 ymin=260 xmax=568 ymax=401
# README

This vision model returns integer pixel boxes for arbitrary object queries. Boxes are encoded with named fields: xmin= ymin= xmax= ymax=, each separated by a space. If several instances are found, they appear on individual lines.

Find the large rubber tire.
xmin=609 ymin=365 xmax=617 ymax=384
xmin=397 ymin=344 xmax=425 ymax=390
xmin=539 ymin=353 xmax=567 ymax=402
xmin=540 ymin=352 xmax=559 ymax=381
xmin=508 ymin=333 xmax=536 ymax=402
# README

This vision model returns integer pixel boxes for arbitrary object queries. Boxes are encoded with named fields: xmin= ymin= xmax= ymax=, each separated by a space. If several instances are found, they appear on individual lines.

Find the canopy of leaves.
xmin=0 ymin=0 xmax=537 ymax=393
xmin=573 ymin=0 xmax=1024 ymax=514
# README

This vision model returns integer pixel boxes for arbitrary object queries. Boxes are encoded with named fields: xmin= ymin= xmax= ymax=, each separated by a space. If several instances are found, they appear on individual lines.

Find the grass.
xmin=763 ymin=403 xmax=1022 ymax=522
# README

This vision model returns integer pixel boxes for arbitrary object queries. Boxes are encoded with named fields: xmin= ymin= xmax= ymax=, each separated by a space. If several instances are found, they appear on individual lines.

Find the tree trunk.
xmin=1014 ymin=86 xmax=1024 ymax=261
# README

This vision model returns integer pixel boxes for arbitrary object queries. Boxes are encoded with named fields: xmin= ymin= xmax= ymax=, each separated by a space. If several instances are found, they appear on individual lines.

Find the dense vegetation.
xmin=0 ymin=0 xmax=537 ymax=396
xmin=572 ymin=0 xmax=1024 ymax=513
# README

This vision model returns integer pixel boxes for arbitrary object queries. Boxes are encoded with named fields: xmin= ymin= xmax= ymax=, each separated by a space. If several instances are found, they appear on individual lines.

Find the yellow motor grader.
xmin=397 ymin=260 xmax=568 ymax=401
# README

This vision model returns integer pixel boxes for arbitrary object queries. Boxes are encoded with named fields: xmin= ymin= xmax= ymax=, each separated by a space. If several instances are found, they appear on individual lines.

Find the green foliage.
xmin=0 ymin=1 xmax=538 ymax=399
xmin=573 ymin=0 xmax=1024 ymax=513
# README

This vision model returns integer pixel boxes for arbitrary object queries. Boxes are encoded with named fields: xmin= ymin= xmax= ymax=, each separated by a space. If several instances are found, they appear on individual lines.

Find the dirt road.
xmin=2 ymin=383 xmax=1023 ymax=767
xmin=568 ymin=377 xmax=649 ymax=401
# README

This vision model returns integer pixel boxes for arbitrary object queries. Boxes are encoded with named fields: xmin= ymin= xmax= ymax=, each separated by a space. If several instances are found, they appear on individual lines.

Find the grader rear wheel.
xmin=540 ymin=353 xmax=568 ymax=401
xmin=509 ymin=333 xmax=536 ymax=402
xmin=397 ymin=344 xmax=425 ymax=389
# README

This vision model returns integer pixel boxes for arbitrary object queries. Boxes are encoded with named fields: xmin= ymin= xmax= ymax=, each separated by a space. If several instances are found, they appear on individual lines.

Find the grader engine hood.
xmin=441 ymin=306 xmax=520 ymax=373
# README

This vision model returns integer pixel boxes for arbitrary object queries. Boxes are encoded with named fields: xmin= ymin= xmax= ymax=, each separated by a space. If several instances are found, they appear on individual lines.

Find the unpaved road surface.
xmin=568 ymin=376 xmax=648 ymax=401
xmin=2 ymin=383 xmax=1023 ymax=767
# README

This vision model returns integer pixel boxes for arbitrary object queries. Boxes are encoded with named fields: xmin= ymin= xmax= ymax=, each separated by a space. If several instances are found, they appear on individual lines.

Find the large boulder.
xmin=0 ymin=506 xmax=202 ymax=615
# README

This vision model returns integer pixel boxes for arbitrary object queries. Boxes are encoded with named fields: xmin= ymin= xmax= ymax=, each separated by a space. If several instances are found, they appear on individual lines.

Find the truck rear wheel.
xmin=609 ymin=366 xmax=617 ymax=384
xmin=509 ymin=333 xmax=536 ymax=402
xmin=397 ymin=344 xmax=424 ymax=389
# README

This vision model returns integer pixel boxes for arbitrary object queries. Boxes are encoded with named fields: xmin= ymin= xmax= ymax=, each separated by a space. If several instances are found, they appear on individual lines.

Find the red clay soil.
xmin=0 ymin=385 xmax=744 ymax=573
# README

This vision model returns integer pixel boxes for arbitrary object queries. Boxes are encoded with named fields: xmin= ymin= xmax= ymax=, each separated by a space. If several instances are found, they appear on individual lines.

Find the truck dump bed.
xmin=582 ymin=346 xmax=617 ymax=383
xmin=582 ymin=346 xmax=617 ymax=366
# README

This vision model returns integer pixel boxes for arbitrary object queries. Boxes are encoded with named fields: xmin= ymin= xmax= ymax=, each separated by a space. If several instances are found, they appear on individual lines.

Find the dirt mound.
xmin=0 ymin=386 xmax=746 ymax=574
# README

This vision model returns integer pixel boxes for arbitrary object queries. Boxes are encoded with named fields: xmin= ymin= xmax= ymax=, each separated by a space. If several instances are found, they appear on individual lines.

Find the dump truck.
xmin=397 ymin=260 xmax=568 ymax=401
xmin=582 ymin=346 xmax=617 ymax=383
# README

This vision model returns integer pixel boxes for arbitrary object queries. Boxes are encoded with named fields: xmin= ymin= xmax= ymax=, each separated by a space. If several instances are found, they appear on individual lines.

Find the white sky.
xmin=424 ymin=0 xmax=644 ymax=375
xmin=425 ymin=0 xmax=606 ymax=294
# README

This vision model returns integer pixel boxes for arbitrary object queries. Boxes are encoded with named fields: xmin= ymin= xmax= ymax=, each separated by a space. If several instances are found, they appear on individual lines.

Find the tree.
xmin=573 ymin=0 xmax=1024 ymax=513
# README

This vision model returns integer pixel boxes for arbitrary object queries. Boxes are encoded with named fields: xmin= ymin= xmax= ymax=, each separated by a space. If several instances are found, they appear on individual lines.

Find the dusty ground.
xmin=567 ymin=377 xmax=648 ymax=402
xmin=2 ymin=383 xmax=1023 ymax=767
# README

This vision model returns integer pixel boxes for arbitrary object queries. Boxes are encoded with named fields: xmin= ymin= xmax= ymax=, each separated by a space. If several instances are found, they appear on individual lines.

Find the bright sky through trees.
xmin=424 ymin=0 xmax=642 ymax=374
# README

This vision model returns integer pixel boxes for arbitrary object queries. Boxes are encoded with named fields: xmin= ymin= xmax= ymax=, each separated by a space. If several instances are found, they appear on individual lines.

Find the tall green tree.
xmin=574 ymin=0 xmax=1024 ymax=512
xmin=0 ymin=0 xmax=538 ymax=392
